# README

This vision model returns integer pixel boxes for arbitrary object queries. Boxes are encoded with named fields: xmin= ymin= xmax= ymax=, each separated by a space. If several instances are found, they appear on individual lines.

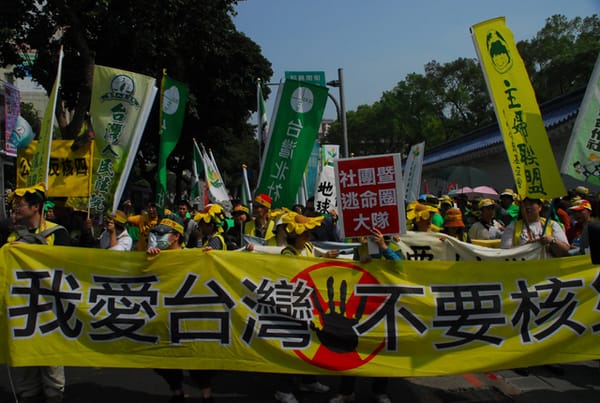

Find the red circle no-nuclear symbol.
xmin=291 ymin=261 xmax=386 ymax=371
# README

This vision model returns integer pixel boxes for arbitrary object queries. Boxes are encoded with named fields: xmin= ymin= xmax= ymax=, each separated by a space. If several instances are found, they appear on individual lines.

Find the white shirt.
xmin=99 ymin=229 xmax=133 ymax=251
xmin=501 ymin=220 xmax=568 ymax=249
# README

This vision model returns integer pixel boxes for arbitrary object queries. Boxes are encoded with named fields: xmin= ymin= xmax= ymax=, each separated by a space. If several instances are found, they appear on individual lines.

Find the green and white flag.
xmin=201 ymin=143 xmax=230 ymax=207
xmin=561 ymin=53 xmax=600 ymax=185
xmin=157 ymin=73 xmax=189 ymax=211
xmin=89 ymin=65 xmax=157 ymax=214
xmin=255 ymin=79 xmax=329 ymax=209
xmin=28 ymin=47 xmax=64 ymax=187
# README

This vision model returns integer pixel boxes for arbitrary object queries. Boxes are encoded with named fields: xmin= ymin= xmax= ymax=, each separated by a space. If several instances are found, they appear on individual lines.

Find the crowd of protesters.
xmin=0 ymin=182 xmax=598 ymax=403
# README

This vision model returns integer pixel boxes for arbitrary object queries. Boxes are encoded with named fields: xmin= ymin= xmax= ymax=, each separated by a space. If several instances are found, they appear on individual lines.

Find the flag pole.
xmin=257 ymin=78 xmax=262 ymax=168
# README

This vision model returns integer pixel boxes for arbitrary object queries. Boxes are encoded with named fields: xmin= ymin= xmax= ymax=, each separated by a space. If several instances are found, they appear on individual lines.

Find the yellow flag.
xmin=471 ymin=17 xmax=566 ymax=199
xmin=17 ymin=140 xmax=92 ymax=197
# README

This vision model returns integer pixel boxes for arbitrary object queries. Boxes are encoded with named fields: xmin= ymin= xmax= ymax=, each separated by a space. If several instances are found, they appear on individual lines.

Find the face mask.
xmin=156 ymin=233 xmax=172 ymax=250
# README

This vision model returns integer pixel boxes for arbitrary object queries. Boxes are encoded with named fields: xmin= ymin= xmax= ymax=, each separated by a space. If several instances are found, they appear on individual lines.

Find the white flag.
xmin=403 ymin=142 xmax=425 ymax=202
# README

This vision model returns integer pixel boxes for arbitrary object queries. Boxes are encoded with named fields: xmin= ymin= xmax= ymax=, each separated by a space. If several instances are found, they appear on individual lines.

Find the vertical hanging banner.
xmin=89 ymin=65 xmax=157 ymax=214
xmin=471 ymin=17 xmax=566 ymax=199
xmin=335 ymin=153 xmax=406 ymax=238
xmin=314 ymin=165 xmax=337 ymax=214
xmin=403 ymin=141 xmax=425 ymax=202
xmin=28 ymin=47 xmax=64 ymax=187
xmin=561 ymin=53 xmax=600 ymax=185
xmin=255 ymin=79 xmax=329 ymax=209
xmin=3 ymin=83 xmax=21 ymax=157
xmin=157 ymin=74 xmax=189 ymax=211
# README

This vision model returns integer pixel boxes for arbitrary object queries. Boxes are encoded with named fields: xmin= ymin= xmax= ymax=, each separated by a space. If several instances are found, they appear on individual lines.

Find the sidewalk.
xmin=0 ymin=362 xmax=599 ymax=402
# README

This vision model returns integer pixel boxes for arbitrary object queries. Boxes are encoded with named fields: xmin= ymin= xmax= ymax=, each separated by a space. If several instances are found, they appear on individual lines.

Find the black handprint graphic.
xmin=311 ymin=276 xmax=367 ymax=353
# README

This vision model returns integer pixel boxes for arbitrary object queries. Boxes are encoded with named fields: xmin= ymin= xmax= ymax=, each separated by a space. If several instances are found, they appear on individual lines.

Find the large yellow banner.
xmin=16 ymin=140 xmax=92 ymax=197
xmin=471 ymin=17 xmax=566 ymax=199
xmin=0 ymin=244 xmax=598 ymax=376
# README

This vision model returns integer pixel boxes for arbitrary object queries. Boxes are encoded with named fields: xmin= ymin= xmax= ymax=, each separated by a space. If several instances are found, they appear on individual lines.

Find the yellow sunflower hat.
xmin=194 ymin=204 xmax=226 ymax=230
xmin=8 ymin=182 xmax=46 ymax=202
xmin=281 ymin=211 xmax=324 ymax=235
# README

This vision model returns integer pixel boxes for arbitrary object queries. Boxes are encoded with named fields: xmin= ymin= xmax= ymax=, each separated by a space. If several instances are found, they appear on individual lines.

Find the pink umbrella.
xmin=447 ymin=186 xmax=473 ymax=196
xmin=471 ymin=185 xmax=499 ymax=199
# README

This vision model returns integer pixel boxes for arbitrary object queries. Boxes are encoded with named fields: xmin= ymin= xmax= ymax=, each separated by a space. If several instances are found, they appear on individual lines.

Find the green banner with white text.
xmin=256 ymin=79 xmax=328 ymax=208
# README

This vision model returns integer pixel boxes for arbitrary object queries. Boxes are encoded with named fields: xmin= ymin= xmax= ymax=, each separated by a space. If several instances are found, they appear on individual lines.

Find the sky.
xmin=233 ymin=0 xmax=599 ymax=120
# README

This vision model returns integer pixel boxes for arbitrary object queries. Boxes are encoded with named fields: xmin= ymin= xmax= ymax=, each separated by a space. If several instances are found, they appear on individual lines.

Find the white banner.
xmin=403 ymin=141 xmax=425 ymax=202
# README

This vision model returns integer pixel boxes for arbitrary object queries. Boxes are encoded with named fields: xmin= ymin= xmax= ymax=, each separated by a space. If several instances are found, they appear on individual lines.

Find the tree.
xmin=518 ymin=14 xmax=600 ymax=102
xmin=325 ymin=14 xmax=599 ymax=156
xmin=0 ymin=0 xmax=272 ymax=204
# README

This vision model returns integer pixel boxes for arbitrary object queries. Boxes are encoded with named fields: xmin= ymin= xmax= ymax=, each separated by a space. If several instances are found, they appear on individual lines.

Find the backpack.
xmin=13 ymin=224 xmax=68 ymax=245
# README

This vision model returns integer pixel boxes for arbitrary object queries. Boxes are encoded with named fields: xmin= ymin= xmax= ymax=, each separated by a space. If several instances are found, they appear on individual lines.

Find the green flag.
xmin=255 ymin=79 xmax=329 ymax=209
xmin=157 ymin=74 xmax=189 ymax=211
xmin=560 ymin=53 xmax=600 ymax=185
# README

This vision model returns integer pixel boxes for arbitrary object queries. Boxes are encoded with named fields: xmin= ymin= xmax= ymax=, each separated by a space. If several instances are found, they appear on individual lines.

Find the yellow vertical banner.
xmin=471 ymin=17 xmax=566 ymax=199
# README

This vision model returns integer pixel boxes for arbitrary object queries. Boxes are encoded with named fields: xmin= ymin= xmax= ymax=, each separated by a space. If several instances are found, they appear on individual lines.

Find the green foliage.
xmin=518 ymin=14 xmax=600 ymax=101
xmin=325 ymin=14 xmax=599 ymax=157
xmin=0 ymin=0 xmax=272 ymax=204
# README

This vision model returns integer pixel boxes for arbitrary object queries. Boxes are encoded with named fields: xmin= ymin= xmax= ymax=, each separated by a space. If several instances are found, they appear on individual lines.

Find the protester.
xmin=224 ymin=203 xmax=251 ymax=250
xmin=331 ymin=230 xmax=398 ymax=403
xmin=245 ymin=193 xmax=277 ymax=245
xmin=497 ymin=188 xmax=519 ymax=226
xmin=407 ymin=203 xmax=437 ymax=232
xmin=194 ymin=204 xmax=228 ymax=250
xmin=501 ymin=197 xmax=570 ymax=256
xmin=307 ymin=208 xmax=342 ymax=243
xmin=574 ymin=185 xmax=590 ymax=199
xmin=175 ymin=199 xmax=197 ymax=245
xmin=6 ymin=183 xmax=70 ymax=403
xmin=98 ymin=210 xmax=133 ymax=251
xmin=567 ymin=199 xmax=592 ymax=255
xmin=125 ymin=200 xmax=160 ymax=251
xmin=421 ymin=194 xmax=444 ymax=230
xmin=275 ymin=210 xmax=330 ymax=403
xmin=442 ymin=207 xmax=468 ymax=241
xmin=439 ymin=194 xmax=454 ymax=216
xmin=44 ymin=200 xmax=56 ymax=221
xmin=468 ymin=199 xmax=504 ymax=241
xmin=148 ymin=215 xmax=215 ymax=403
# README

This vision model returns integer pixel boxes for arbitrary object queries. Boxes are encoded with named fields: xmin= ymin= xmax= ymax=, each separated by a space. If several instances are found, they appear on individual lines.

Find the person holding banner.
xmin=147 ymin=215 xmax=216 ymax=403
xmin=6 ymin=183 xmax=70 ymax=403
xmin=194 ymin=204 xmax=228 ymax=251
xmin=468 ymin=199 xmax=504 ymax=242
xmin=501 ymin=197 xmax=570 ymax=257
xmin=244 ymin=193 xmax=277 ymax=246
xmin=330 ymin=227 xmax=398 ymax=403
xmin=224 ymin=203 xmax=252 ymax=250
xmin=275 ymin=210 xmax=331 ymax=403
